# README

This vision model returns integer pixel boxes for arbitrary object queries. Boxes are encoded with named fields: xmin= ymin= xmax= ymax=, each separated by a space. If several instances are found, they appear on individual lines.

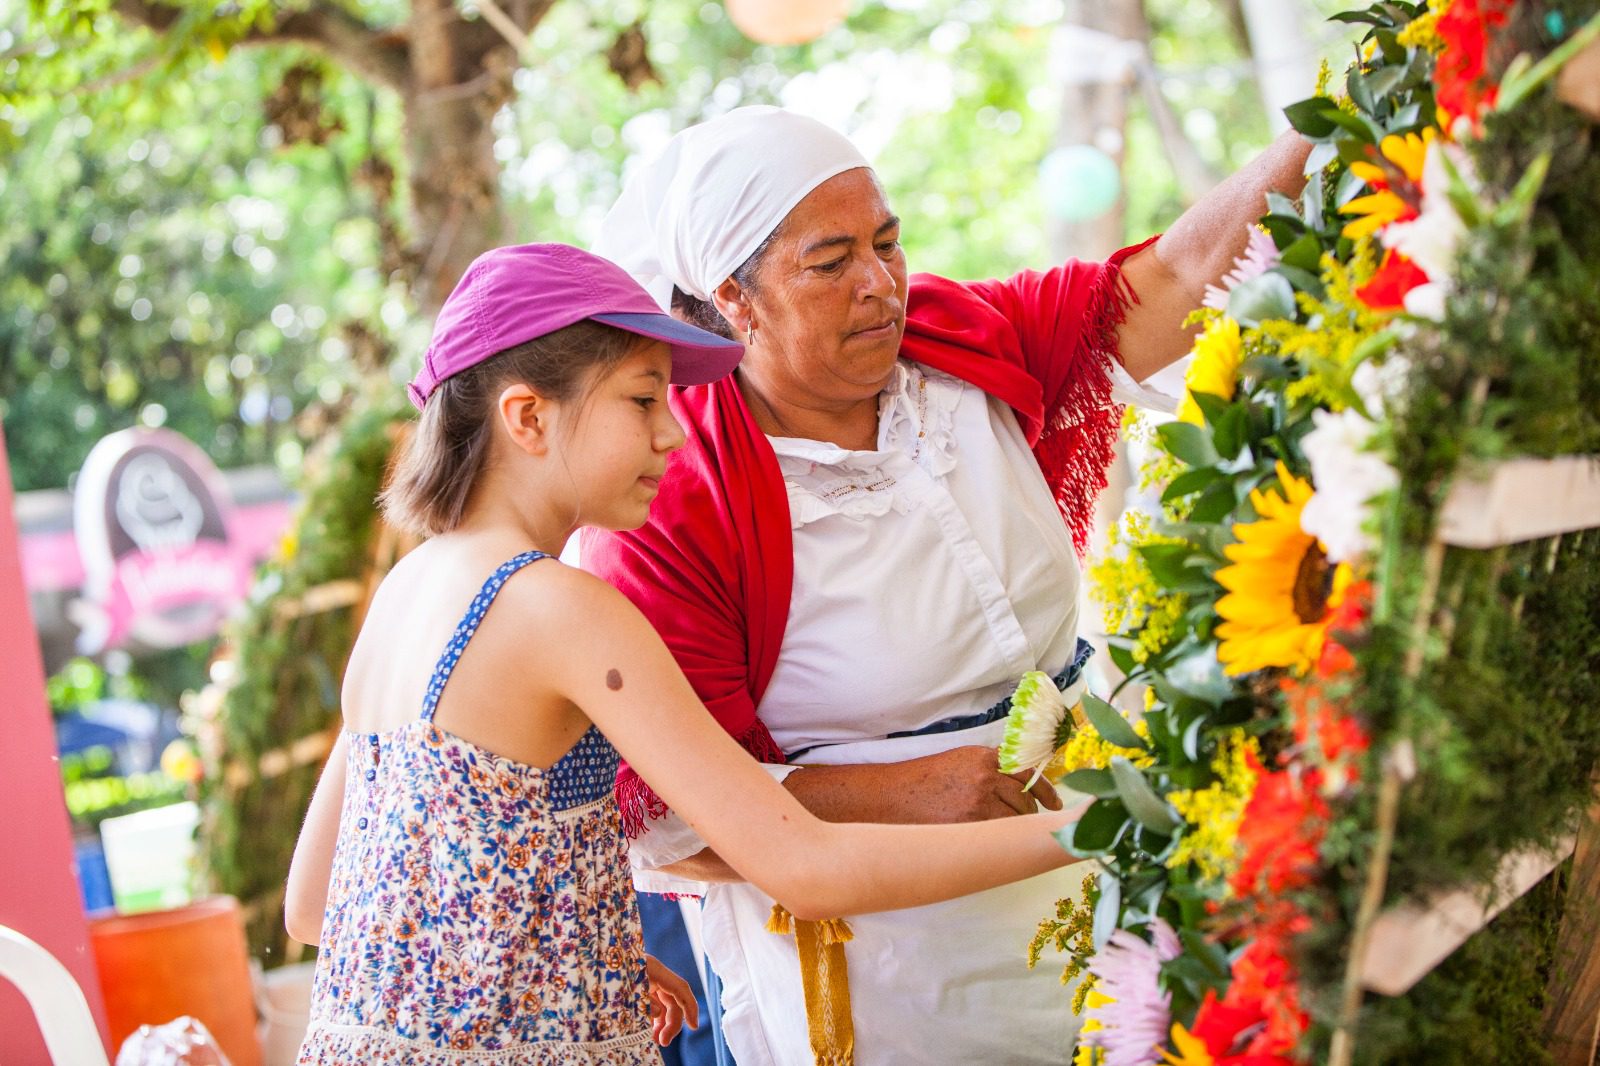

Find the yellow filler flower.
xmin=1214 ymin=463 xmax=1342 ymax=676
xmin=1176 ymin=315 xmax=1244 ymax=426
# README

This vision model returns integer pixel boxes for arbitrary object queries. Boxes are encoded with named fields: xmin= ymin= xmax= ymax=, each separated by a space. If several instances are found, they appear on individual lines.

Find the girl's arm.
xmin=534 ymin=568 xmax=1082 ymax=921
xmin=284 ymin=730 xmax=349 ymax=945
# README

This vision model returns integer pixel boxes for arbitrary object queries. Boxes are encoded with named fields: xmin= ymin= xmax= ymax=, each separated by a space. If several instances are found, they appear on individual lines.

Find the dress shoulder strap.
xmin=421 ymin=550 xmax=550 ymax=723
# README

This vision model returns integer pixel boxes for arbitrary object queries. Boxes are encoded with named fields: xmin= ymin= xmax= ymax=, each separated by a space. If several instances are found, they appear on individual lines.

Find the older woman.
xmin=583 ymin=106 xmax=1309 ymax=1066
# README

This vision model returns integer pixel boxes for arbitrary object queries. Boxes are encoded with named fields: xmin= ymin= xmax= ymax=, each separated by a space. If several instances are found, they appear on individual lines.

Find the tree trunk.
xmin=402 ymin=0 xmax=518 ymax=312
xmin=1237 ymin=0 xmax=1321 ymax=133
xmin=1049 ymin=0 xmax=1150 ymax=263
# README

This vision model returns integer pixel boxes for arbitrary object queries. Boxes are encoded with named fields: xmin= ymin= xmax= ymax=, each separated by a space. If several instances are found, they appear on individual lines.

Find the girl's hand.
xmin=644 ymin=953 xmax=700 ymax=1045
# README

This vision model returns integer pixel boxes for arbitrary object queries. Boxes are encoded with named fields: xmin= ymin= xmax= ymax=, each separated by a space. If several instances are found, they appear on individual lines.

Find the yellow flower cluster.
xmin=1057 ymin=716 xmax=1155 ymax=774
xmin=1256 ymin=243 xmax=1385 ymax=410
xmin=1027 ymin=873 xmax=1100 ymax=1008
xmin=1125 ymin=410 xmax=1189 ymax=518
xmin=1165 ymin=731 xmax=1262 ymax=883
xmin=1396 ymin=7 xmax=1445 ymax=52
xmin=1087 ymin=510 xmax=1189 ymax=664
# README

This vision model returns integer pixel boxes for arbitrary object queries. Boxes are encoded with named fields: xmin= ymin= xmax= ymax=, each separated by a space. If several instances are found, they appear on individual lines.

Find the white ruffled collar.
xmin=770 ymin=361 xmax=963 ymax=528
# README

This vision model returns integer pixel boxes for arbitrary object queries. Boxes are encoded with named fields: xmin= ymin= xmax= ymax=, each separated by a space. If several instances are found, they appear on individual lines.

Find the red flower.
xmin=1355 ymin=249 xmax=1430 ymax=310
xmin=1317 ymin=579 xmax=1372 ymax=678
xmin=1435 ymin=0 xmax=1514 ymax=122
xmin=1231 ymin=758 xmax=1330 ymax=898
xmin=1226 ymin=938 xmax=1311 ymax=1055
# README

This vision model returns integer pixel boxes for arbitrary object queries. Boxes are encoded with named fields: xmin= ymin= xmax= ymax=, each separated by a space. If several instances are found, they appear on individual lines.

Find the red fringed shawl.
xmin=581 ymin=237 xmax=1156 ymax=836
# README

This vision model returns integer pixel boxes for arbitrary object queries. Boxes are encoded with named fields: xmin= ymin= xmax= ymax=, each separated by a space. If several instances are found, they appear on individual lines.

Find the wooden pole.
xmin=1543 ymin=788 xmax=1600 ymax=1066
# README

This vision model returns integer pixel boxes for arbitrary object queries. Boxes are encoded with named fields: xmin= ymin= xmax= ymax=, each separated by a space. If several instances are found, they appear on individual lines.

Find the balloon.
xmin=1038 ymin=144 xmax=1123 ymax=222
xmin=726 ymin=0 xmax=850 ymax=46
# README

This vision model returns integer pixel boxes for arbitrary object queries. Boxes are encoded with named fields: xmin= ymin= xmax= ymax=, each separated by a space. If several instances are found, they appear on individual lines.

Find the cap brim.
xmin=591 ymin=312 xmax=745 ymax=386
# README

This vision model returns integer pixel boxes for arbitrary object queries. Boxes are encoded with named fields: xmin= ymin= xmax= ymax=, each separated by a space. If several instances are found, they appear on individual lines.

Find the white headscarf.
xmin=592 ymin=106 xmax=871 ymax=310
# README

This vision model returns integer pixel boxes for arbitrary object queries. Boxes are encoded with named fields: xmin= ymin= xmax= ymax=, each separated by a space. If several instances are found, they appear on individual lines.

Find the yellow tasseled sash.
xmin=767 ymin=904 xmax=855 ymax=1066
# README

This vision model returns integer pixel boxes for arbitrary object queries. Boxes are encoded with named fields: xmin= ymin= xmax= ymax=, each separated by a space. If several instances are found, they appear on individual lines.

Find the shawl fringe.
xmin=1032 ymin=255 xmax=1137 ymax=555
xmin=618 ymin=717 xmax=788 ymax=838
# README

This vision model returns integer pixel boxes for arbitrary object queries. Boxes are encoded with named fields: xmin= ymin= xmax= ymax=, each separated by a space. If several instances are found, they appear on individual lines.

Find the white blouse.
xmin=627 ymin=360 xmax=1174 ymax=1066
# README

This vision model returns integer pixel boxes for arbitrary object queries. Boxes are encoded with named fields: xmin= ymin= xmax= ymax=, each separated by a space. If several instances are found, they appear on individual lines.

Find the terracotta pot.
xmin=88 ymin=896 xmax=261 ymax=1066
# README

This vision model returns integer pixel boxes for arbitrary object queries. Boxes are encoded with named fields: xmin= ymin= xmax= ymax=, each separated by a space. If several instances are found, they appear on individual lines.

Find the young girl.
xmin=285 ymin=243 xmax=1081 ymax=1063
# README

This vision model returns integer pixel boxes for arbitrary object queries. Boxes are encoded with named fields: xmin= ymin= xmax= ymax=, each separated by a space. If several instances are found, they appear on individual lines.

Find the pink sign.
xmin=72 ymin=428 xmax=255 ymax=654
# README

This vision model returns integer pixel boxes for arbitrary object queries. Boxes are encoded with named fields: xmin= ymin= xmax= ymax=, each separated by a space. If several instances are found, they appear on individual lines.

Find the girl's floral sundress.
xmin=298 ymin=551 xmax=662 ymax=1065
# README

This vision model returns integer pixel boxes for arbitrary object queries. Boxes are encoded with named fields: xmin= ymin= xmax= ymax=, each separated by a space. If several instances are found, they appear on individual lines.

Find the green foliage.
xmin=202 ymin=386 xmax=406 ymax=962
xmin=1073 ymin=2 xmax=1600 ymax=1060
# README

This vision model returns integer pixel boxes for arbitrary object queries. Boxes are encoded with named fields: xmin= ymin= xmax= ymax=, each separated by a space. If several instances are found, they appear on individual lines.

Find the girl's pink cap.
xmin=407 ymin=243 xmax=745 ymax=409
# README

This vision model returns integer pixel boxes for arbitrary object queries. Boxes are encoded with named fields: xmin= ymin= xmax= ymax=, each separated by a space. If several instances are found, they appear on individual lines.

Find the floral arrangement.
xmin=1009 ymin=2 xmax=1600 ymax=1062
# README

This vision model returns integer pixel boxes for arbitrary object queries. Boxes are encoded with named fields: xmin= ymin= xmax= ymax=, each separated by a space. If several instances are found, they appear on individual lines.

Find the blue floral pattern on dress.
xmin=298 ymin=551 xmax=660 ymax=1065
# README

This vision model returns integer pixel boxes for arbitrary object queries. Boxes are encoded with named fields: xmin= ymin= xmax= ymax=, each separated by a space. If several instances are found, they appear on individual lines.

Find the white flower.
xmin=1402 ymin=282 xmax=1447 ymax=322
xmin=1351 ymin=355 xmax=1412 ymax=419
xmin=998 ymin=671 xmax=1070 ymax=775
xmin=1382 ymin=140 xmax=1476 ymax=285
xmin=1300 ymin=408 xmax=1400 ymax=563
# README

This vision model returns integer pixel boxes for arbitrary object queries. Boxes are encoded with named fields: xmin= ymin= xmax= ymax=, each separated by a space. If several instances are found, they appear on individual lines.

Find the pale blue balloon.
xmin=1039 ymin=145 xmax=1122 ymax=221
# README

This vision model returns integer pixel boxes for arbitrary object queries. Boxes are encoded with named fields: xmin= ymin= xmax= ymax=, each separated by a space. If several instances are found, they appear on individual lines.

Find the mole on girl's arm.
xmin=606 ymin=669 xmax=623 ymax=691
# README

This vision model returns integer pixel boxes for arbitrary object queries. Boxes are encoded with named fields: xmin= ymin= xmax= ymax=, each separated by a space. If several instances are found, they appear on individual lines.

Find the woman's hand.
xmin=644 ymin=953 xmax=700 ymax=1046
xmin=786 ymin=745 xmax=1064 ymax=824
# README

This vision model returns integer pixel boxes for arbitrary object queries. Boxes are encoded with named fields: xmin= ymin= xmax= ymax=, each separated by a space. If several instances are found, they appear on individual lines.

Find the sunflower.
xmin=1214 ymin=463 xmax=1349 ymax=676
xmin=1176 ymin=315 xmax=1245 ymax=426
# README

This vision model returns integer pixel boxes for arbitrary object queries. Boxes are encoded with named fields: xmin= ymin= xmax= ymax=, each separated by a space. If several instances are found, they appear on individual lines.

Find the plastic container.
xmin=99 ymin=801 xmax=198 ymax=914
xmin=256 ymin=961 xmax=316 ymax=1065
xmin=75 ymin=836 xmax=117 ymax=913
xmin=89 ymin=896 xmax=261 ymax=1066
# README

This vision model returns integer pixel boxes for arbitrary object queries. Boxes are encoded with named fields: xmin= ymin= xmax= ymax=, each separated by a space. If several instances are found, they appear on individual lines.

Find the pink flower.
xmin=1204 ymin=228 xmax=1281 ymax=311
xmin=1085 ymin=919 xmax=1183 ymax=1066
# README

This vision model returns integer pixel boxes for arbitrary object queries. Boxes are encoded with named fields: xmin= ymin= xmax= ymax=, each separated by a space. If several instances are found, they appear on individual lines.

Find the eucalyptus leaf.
xmin=1092 ymin=869 xmax=1122 ymax=950
xmin=1181 ymin=714 xmax=1207 ymax=762
xmin=1082 ymin=693 xmax=1147 ymax=751
xmin=1060 ymin=797 xmax=1130 ymax=855
xmin=1282 ymin=97 xmax=1338 ymax=139
xmin=1266 ymin=191 xmax=1301 ymax=220
xmin=1363 ymin=64 xmax=1406 ymax=101
xmin=1324 ymin=107 xmax=1381 ymax=144
xmin=1178 ymin=928 xmax=1232 ymax=980
xmin=1301 ymin=167 xmax=1324 ymax=230
xmin=1111 ymin=755 xmax=1182 ymax=832
xmin=1166 ymin=646 xmax=1235 ymax=703
xmin=1227 ymin=271 xmax=1297 ymax=327
xmin=1388 ymin=101 xmax=1422 ymax=129
xmin=1106 ymin=638 xmax=1137 ymax=677
xmin=1162 ymin=465 xmax=1224 ymax=502
xmin=1188 ymin=480 xmax=1238 ymax=523
xmin=1303 ymin=140 xmax=1339 ymax=179
xmin=1155 ymin=420 xmax=1219 ymax=467
xmin=1212 ymin=404 xmax=1249 ymax=461
xmin=1059 ymin=768 xmax=1118 ymax=798
xmin=1346 ymin=69 xmax=1375 ymax=114
xmin=1280 ymin=232 xmax=1324 ymax=273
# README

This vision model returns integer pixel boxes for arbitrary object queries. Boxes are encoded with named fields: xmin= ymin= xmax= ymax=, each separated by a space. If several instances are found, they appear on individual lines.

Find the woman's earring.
xmin=746 ymin=321 xmax=757 ymax=345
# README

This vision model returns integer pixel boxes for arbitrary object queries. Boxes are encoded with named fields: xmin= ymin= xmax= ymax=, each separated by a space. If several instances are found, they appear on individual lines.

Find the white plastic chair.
xmin=0 ymin=924 xmax=111 ymax=1065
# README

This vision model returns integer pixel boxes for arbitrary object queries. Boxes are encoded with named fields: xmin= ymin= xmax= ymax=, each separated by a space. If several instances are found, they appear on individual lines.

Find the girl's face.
xmin=554 ymin=339 xmax=686 ymax=531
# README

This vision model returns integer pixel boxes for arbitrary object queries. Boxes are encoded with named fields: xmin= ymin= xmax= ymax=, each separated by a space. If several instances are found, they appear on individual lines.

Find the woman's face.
xmin=727 ymin=168 xmax=908 ymax=412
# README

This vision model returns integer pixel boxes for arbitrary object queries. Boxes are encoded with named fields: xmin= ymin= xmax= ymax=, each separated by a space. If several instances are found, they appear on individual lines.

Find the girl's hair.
xmin=381 ymin=319 xmax=642 ymax=537
xmin=670 ymin=223 xmax=784 ymax=339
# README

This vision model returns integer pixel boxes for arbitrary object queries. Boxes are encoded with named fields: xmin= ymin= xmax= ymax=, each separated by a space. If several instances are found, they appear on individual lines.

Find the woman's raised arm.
xmin=1117 ymin=130 xmax=1313 ymax=382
